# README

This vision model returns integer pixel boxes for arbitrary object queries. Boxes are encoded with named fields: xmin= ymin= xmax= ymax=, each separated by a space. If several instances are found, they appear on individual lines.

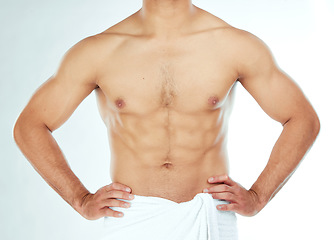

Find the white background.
xmin=1 ymin=0 xmax=333 ymax=239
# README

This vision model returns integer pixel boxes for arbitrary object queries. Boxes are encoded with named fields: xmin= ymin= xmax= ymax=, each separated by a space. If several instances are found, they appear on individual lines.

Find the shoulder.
xmin=53 ymin=33 xmax=121 ymax=81
xmin=57 ymin=28 xmax=130 ymax=75
xmin=231 ymin=29 xmax=274 ymax=63
xmin=65 ymin=12 xmax=139 ymax=62
xmin=199 ymin=14 xmax=275 ymax=77
xmin=213 ymin=27 xmax=275 ymax=78
xmin=65 ymin=32 xmax=125 ymax=60
xmin=218 ymin=29 xmax=277 ymax=80
xmin=212 ymin=23 xmax=271 ymax=57
xmin=197 ymin=10 xmax=271 ymax=58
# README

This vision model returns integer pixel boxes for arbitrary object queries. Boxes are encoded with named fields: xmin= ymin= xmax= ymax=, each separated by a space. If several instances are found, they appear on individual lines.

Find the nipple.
xmin=115 ymin=98 xmax=126 ymax=109
xmin=208 ymin=96 xmax=219 ymax=106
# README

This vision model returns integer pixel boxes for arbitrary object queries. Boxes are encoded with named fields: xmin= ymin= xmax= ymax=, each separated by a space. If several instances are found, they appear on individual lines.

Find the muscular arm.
xmin=206 ymin=31 xmax=320 ymax=216
xmin=14 ymin=36 xmax=133 ymax=220
xmin=13 ymin=37 xmax=99 ymax=213
xmin=238 ymin=32 xmax=320 ymax=209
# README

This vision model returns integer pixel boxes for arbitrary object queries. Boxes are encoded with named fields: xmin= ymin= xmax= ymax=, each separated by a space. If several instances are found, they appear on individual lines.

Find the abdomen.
xmin=108 ymin=107 xmax=230 ymax=202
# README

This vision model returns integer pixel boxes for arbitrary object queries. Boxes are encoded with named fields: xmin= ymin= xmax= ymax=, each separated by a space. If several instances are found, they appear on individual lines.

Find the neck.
xmin=139 ymin=0 xmax=197 ymax=37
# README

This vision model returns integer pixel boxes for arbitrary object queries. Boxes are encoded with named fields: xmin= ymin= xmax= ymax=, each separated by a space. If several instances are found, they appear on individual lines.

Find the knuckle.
xmin=218 ymin=193 xmax=224 ymax=199
xmin=104 ymin=208 xmax=112 ymax=215
xmin=95 ymin=191 xmax=103 ymax=199
xmin=123 ymin=192 xmax=130 ymax=199
xmin=109 ymin=190 xmax=117 ymax=197
xmin=108 ymin=199 xmax=118 ymax=207
xmin=107 ymin=209 xmax=118 ymax=217
xmin=218 ymin=204 xmax=227 ymax=211
xmin=121 ymin=201 xmax=130 ymax=208
xmin=230 ymin=204 xmax=237 ymax=211
xmin=106 ymin=191 xmax=116 ymax=200
xmin=115 ymin=199 xmax=124 ymax=207
xmin=104 ymin=208 xmax=123 ymax=218
xmin=113 ymin=211 xmax=123 ymax=218
xmin=111 ymin=199 xmax=129 ymax=208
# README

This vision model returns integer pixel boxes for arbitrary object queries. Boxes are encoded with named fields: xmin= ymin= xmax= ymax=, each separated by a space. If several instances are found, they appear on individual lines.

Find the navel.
xmin=115 ymin=98 xmax=126 ymax=109
xmin=208 ymin=96 xmax=220 ymax=106
xmin=162 ymin=162 xmax=173 ymax=169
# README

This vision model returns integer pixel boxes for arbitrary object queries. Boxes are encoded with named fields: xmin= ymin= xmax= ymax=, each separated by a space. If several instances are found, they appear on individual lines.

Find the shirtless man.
xmin=13 ymin=0 xmax=320 ymax=239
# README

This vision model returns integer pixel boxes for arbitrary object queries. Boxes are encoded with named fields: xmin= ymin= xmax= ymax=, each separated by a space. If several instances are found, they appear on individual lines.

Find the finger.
xmin=208 ymin=175 xmax=235 ymax=186
xmin=103 ymin=198 xmax=131 ymax=208
xmin=103 ymin=207 xmax=124 ymax=218
xmin=105 ymin=189 xmax=135 ymax=201
xmin=216 ymin=203 xmax=238 ymax=212
xmin=104 ymin=182 xmax=132 ymax=193
xmin=211 ymin=192 xmax=236 ymax=203
xmin=203 ymin=184 xmax=233 ymax=193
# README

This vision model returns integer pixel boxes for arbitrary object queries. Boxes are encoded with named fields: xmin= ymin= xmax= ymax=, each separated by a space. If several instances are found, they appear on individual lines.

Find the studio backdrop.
xmin=1 ymin=0 xmax=333 ymax=240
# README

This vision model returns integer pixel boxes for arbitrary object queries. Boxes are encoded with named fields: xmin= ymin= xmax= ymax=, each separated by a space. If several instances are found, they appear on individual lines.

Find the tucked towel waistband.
xmin=101 ymin=192 xmax=238 ymax=240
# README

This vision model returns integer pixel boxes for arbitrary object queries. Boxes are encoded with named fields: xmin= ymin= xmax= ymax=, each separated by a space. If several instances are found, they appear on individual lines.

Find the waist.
xmin=111 ymin=155 xmax=228 ymax=203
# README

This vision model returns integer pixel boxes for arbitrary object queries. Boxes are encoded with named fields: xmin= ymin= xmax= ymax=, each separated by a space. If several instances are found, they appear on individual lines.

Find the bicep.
xmin=238 ymin=34 xmax=314 ymax=125
xmin=20 ymin=37 xmax=98 ymax=131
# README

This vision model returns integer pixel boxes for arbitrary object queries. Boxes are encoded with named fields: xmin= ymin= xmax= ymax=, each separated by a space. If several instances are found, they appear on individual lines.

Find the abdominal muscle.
xmin=107 ymin=108 xmax=229 ymax=203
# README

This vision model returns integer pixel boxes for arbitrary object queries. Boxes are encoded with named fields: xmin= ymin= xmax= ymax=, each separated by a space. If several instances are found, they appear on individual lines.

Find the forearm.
xmin=250 ymin=115 xmax=320 ymax=209
xmin=13 ymin=119 xmax=90 ymax=213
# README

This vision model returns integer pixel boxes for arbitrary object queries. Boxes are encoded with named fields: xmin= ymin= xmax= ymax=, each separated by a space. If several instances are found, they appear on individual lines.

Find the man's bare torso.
xmin=13 ymin=2 xmax=319 ymax=219
xmin=94 ymin=8 xmax=239 ymax=202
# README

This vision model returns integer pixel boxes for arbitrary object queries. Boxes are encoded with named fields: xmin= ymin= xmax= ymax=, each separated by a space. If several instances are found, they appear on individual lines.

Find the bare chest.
xmin=96 ymin=37 xmax=238 ymax=114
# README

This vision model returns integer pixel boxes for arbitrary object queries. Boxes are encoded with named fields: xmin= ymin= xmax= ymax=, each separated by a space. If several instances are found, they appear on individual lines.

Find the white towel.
xmin=101 ymin=192 xmax=238 ymax=240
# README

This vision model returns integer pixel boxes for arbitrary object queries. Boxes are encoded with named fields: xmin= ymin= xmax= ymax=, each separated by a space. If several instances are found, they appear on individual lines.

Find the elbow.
xmin=13 ymin=117 xmax=25 ymax=146
xmin=311 ymin=113 xmax=320 ymax=139
xmin=13 ymin=118 xmax=20 ymax=143
xmin=287 ymin=110 xmax=320 ymax=141
xmin=302 ymin=111 xmax=320 ymax=141
xmin=13 ymin=115 xmax=50 ymax=147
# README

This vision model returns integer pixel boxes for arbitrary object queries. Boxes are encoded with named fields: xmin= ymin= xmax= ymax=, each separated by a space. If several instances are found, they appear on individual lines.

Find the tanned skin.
xmin=14 ymin=0 xmax=320 ymax=220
